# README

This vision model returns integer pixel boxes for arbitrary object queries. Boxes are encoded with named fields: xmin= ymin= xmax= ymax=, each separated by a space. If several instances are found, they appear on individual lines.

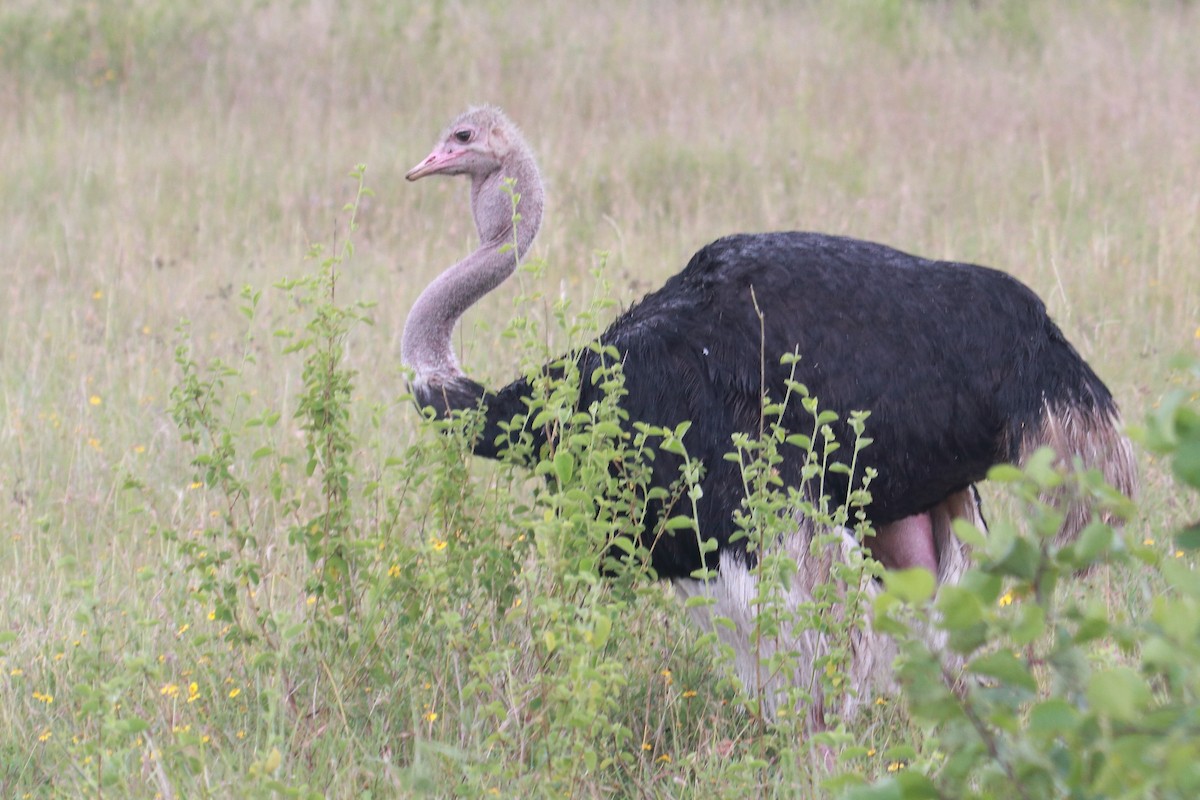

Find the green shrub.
xmin=848 ymin=356 xmax=1200 ymax=799
xmin=146 ymin=167 xmax=893 ymax=797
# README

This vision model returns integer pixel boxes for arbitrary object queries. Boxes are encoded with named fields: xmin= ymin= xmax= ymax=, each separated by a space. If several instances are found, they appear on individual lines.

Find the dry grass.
xmin=1 ymin=0 xmax=1198 ymax=796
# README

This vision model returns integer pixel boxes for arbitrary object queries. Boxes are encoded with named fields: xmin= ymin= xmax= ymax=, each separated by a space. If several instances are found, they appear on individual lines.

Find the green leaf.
xmin=951 ymin=518 xmax=987 ymax=548
xmin=785 ymin=433 xmax=813 ymax=450
xmin=987 ymin=463 xmax=1025 ymax=483
xmin=609 ymin=536 xmax=636 ymax=555
xmin=117 ymin=717 xmax=151 ymax=735
xmin=882 ymin=568 xmax=935 ymax=604
xmin=894 ymin=772 xmax=939 ymax=799
xmin=553 ymin=451 xmax=574 ymax=484
xmin=1024 ymin=446 xmax=1063 ymax=488
xmin=262 ymin=746 xmax=283 ymax=774
xmin=1171 ymin=406 xmax=1200 ymax=487
xmin=593 ymin=421 xmax=623 ymax=438
xmin=591 ymin=613 xmax=612 ymax=649
xmin=1141 ymin=637 xmax=1178 ymax=671
xmin=968 ymin=651 xmax=1037 ymax=692
xmin=882 ymin=744 xmax=917 ymax=762
xmin=960 ymin=570 xmax=1003 ymax=605
xmin=1028 ymin=698 xmax=1080 ymax=734
xmin=945 ymin=622 xmax=990 ymax=655
xmin=1175 ymin=523 xmax=1200 ymax=551
xmin=1086 ymin=667 xmax=1152 ymax=722
xmin=1011 ymin=603 xmax=1046 ymax=645
xmin=844 ymin=778 xmax=902 ymax=800
xmin=1162 ymin=558 xmax=1200 ymax=598
xmin=251 ymin=652 xmax=279 ymax=670
xmin=1073 ymin=522 xmax=1113 ymax=563
xmin=936 ymin=586 xmax=983 ymax=630
xmin=281 ymin=623 xmax=307 ymax=640
xmin=663 ymin=515 xmax=696 ymax=531
xmin=990 ymin=535 xmax=1040 ymax=581
xmin=660 ymin=437 xmax=687 ymax=455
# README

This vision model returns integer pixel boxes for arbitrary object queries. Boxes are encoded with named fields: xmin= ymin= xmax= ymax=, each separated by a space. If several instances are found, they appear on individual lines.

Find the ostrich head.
xmin=406 ymin=106 xmax=514 ymax=181
xmin=401 ymin=106 xmax=543 ymax=387
xmin=405 ymin=106 xmax=542 ymax=247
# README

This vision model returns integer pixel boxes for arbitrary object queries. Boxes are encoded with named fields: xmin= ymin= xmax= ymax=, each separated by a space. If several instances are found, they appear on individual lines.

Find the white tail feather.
xmin=674 ymin=488 xmax=979 ymax=726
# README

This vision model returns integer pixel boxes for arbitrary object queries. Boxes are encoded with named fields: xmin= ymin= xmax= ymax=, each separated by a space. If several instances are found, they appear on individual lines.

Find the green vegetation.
xmin=1 ymin=1 xmax=1198 ymax=797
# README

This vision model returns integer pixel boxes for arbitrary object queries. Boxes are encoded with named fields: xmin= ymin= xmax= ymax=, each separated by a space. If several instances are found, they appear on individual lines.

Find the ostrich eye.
xmin=453 ymin=129 xmax=472 ymax=143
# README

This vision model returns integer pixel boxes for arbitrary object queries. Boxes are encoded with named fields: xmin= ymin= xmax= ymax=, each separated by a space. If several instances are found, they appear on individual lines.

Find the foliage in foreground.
xmin=4 ymin=170 xmax=1200 ymax=799
xmin=849 ymin=356 xmax=1200 ymax=800
xmin=155 ymin=170 xmax=885 ymax=797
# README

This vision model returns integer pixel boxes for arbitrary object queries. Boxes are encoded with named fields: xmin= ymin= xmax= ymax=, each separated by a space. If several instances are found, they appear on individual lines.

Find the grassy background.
xmin=1 ymin=0 xmax=1198 ymax=797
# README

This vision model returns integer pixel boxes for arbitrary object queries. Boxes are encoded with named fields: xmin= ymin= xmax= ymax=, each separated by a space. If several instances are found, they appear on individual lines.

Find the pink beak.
xmin=405 ymin=147 xmax=465 ymax=181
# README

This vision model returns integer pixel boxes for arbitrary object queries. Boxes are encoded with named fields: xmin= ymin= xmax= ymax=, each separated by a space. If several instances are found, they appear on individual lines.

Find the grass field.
xmin=2 ymin=1 xmax=1199 ymax=797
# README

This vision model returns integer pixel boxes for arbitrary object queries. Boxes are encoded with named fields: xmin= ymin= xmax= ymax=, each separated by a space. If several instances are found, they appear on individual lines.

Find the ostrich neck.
xmin=402 ymin=154 xmax=543 ymax=386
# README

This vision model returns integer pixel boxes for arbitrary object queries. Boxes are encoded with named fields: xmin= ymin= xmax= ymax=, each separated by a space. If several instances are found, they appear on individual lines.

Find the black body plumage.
xmin=415 ymin=231 xmax=1119 ymax=580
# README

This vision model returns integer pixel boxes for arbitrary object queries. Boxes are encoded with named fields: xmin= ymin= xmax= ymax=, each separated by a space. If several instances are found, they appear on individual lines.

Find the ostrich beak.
xmin=405 ymin=147 xmax=465 ymax=181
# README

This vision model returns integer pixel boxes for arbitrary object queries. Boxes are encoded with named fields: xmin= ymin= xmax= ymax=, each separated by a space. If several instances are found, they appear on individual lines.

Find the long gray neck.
xmin=402 ymin=152 xmax=543 ymax=387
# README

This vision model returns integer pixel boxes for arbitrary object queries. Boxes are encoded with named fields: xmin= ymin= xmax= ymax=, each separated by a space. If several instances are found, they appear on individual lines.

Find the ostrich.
xmin=400 ymin=106 xmax=1136 ymax=718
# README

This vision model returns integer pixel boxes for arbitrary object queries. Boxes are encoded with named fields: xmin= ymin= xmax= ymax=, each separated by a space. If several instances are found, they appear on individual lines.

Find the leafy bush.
xmin=149 ymin=168 xmax=895 ymax=797
xmin=847 ymin=356 xmax=1200 ymax=799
